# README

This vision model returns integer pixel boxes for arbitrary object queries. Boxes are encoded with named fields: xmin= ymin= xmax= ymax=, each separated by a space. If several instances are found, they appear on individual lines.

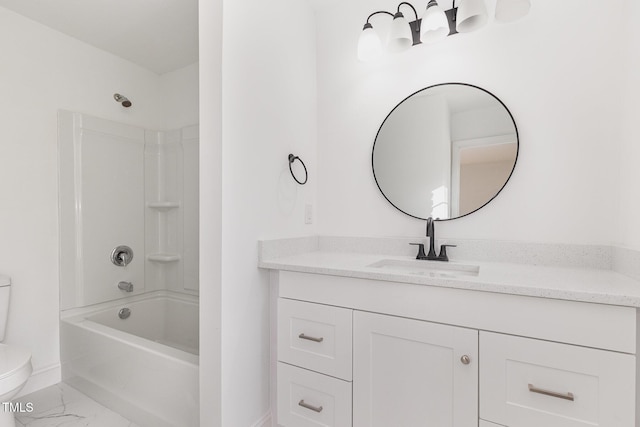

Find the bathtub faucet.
xmin=118 ymin=281 xmax=133 ymax=292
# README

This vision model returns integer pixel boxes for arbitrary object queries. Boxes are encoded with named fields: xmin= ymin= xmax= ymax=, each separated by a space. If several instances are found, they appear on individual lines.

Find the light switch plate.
xmin=305 ymin=204 xmax=313 ymax=224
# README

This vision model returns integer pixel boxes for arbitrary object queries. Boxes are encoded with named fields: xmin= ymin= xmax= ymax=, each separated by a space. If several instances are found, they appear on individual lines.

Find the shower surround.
xmin=57 ymin=111 xmax=200 ymax=427
xmin=58 ymin=111 xmax=199 ymax=308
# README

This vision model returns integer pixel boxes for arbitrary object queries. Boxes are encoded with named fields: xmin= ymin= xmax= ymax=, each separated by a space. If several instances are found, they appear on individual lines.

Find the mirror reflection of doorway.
xmin=451 ymin=135 xmax=518 ymax=217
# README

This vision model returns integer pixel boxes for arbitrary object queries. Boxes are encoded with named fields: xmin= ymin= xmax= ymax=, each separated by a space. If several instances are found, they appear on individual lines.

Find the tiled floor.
xmin=13 ymin=383 xmax=138 ymax=427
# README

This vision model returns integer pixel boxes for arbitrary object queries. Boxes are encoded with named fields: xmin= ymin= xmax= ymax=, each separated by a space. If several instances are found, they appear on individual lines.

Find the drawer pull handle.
xmin=528 ymin=384 xmax=575 ymax=401
xmin=298 ymin=333 xmax=324 ymax=343
xmin=298 ymin=399 xmax=323 ymax=413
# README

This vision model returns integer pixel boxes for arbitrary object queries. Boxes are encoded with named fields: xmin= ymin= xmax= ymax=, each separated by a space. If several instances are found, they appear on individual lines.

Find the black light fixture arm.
xmin=450 ymin=0 xmax=458 ymax=24
xmin=358 ymin=0 xmax=530 ymax=61
xmin=365 ymin=10 xmax=394 ymax=25
xmin=397 ymin=2 xmax=419 ymax=20
xmin=362 ymin=1 xmax=458 ymax=31
xmin=361 ymin=3 xmax=421 ymax=46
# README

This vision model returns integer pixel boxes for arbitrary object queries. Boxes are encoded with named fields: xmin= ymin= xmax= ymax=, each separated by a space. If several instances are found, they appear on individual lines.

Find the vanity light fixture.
xmin=357 ymin=0 xmax=530 ymax=61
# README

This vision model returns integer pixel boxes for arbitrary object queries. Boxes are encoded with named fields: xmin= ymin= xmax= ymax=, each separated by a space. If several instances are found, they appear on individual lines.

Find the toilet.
xmin=0 ymin=275 xmax=32 ymax=427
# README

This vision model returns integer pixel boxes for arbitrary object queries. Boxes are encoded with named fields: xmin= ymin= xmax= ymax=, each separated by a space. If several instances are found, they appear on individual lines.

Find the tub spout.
xmin=118 ymin=281 xmax=133 ymax=292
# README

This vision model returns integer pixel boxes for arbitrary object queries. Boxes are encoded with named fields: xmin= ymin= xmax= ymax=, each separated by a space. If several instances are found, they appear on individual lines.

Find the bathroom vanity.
xmin=260 ymin=238 xmax=640 ymax=427
xmin=260 ymin=80 xmax=640 ymax=427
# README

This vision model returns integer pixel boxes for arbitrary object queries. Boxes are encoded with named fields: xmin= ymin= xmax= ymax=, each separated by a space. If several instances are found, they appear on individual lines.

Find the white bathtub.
xmin=60 ymin=291 xmax=199 ymax=427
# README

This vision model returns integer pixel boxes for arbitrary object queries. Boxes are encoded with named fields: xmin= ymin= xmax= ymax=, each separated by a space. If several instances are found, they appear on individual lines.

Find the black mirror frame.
xmin=372 ymin=82 xmax=519 ymax=221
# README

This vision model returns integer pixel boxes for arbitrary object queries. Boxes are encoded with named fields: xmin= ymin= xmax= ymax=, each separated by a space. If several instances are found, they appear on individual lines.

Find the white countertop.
xmin=259 ymin=251 xmax=640 ymax=308
xmin=0 ymin=275 xmax=10 ymax=287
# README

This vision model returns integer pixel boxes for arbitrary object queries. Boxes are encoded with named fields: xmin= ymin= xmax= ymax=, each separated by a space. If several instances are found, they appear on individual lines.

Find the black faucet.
xmin=425 ymin=217 xmax=437 ymax=259
xmin=410 ymin=217 xmax=456 ymax=261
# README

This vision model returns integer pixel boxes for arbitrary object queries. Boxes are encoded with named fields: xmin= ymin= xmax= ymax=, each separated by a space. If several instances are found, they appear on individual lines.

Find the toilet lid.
xmin=0 ymin=344 xmax=31 ymax=380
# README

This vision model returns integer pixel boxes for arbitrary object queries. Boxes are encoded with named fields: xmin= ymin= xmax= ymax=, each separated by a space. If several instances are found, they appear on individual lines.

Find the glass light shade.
xmin=495 ymin=0 xmax=531 ymax=22
xmin=420 ymin=0 xmax=449 ymax=43
xmin=358 ymin=23 xmax=383 ymax=61
xmin=387 ymin=12 xmax=413 ymax=53
xmin=456 ymin=0 xmax=488 ymax=33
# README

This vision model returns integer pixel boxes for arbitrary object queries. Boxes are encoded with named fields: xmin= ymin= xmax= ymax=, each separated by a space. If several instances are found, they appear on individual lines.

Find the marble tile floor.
xmin=12 ymin=383 xmax=139 ymax=427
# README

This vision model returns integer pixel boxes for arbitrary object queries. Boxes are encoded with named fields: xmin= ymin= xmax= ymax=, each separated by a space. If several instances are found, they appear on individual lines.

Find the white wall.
xmin=0 ymin=6 xmax=166 ymax=393
xmin=315 ymin=0 xmax=625 ymax=245
xmin=219 ymin=0 xmax=317 ymax=425
xmin=161 ymin=63 xmax=200 ymax=130
xmin=198 ymin=0 xmax=222 ymax=425
xmin=618 ymin=0 xmax=640 ymax=251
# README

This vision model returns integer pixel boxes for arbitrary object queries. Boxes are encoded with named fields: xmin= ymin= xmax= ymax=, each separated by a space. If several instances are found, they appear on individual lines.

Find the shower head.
xmin=113 ymin=93 xmax=132 ymax=108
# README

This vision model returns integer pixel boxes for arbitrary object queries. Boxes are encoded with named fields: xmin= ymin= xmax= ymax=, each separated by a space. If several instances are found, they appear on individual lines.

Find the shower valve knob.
xmin=111 ymin=245 xmax=134 ymax=267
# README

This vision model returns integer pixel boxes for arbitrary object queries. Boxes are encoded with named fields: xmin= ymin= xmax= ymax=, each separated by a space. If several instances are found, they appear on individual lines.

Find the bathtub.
xmin=60 ymin=291 xmax=199 ymax=427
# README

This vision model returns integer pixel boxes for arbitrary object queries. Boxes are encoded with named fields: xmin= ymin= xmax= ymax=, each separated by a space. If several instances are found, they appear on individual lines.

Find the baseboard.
xmin=251 ymin=410 xmax=272 ymax=427
xmin=16 ymin=363 xmax=61 ymax=398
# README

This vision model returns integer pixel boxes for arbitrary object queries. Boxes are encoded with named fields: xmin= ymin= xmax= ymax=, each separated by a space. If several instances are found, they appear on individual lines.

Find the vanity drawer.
xmin=479 ymin=421 xmax=504 ymax=427
xmin=277 ymin=362 xmax=352 ymax=427
xmin=480 ymin=331 xmax=636 ymax=427
xmin=278 ymin=298 xmax=352 ymax=380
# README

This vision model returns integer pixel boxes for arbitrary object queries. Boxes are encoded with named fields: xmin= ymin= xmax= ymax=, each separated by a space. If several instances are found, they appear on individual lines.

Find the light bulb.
xmin=357 ymin=23 xmax=383 ymax=61
xmin=456 ymin=0 xmax=488 ymax=33
xmin=387 ymin=12 xmax=413 ymax=53
xmin=420 ymin=0 xmax=449 ymax=43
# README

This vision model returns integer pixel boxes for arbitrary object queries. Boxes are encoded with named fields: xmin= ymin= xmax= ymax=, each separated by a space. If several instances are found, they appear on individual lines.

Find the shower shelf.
xmin=147 ymin=201 xmax=180 ymax=211
xmin=147 ymin=253 xmax=181 ymax=263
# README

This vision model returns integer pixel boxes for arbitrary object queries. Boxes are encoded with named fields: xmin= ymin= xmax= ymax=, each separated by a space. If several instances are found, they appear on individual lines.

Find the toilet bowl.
xmin=0 ymin=345 xmax=32 ymax=401
xmin=0 ymin=344 xmax=32 ymax=427
xmin=0 ymin=276 xmax=32 ymax=427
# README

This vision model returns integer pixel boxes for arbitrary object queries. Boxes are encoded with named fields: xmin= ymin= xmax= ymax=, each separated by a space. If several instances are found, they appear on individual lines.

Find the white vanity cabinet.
xmin=273 ymin=270 xmax=640 ymax=427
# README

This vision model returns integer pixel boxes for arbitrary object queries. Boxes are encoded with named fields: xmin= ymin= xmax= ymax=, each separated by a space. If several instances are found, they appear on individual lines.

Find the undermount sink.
xmin=367 ymin=259 xmax=480 ymax=278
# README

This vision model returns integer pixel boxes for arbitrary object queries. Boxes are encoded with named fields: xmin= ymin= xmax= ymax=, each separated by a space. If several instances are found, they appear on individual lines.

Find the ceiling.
xmin=0 ymin=0 xmax=198 ymax=75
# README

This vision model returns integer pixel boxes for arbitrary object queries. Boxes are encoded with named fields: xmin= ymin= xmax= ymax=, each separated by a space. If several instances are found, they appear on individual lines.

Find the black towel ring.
xmin=288 ymin=154 xmax=308 ymax=185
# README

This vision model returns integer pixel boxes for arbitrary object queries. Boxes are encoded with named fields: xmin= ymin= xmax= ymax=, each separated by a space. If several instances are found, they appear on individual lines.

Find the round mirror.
xmin=372 ymin=83 xmax=518 ymax=220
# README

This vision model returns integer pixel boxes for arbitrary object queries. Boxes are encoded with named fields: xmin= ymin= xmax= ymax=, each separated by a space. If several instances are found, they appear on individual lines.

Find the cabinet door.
xmin=353 ymin=311 xmax=478 ymax=427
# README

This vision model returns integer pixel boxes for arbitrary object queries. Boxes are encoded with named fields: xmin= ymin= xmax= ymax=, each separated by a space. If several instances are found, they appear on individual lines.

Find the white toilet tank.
xmin=0 ymin=276 xmax=10 ymax=341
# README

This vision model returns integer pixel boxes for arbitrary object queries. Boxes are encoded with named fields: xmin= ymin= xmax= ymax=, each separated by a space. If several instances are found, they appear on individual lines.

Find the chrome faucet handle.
xmin=111 ymin=245 xmax=134 ymax=267
xmin=437 ymin=244 xmax=457 ymax=262
xmin=118 ymin=281 xmax=134 ymax=292
xmin=409 ymin=243 xmax=427 ymax=260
